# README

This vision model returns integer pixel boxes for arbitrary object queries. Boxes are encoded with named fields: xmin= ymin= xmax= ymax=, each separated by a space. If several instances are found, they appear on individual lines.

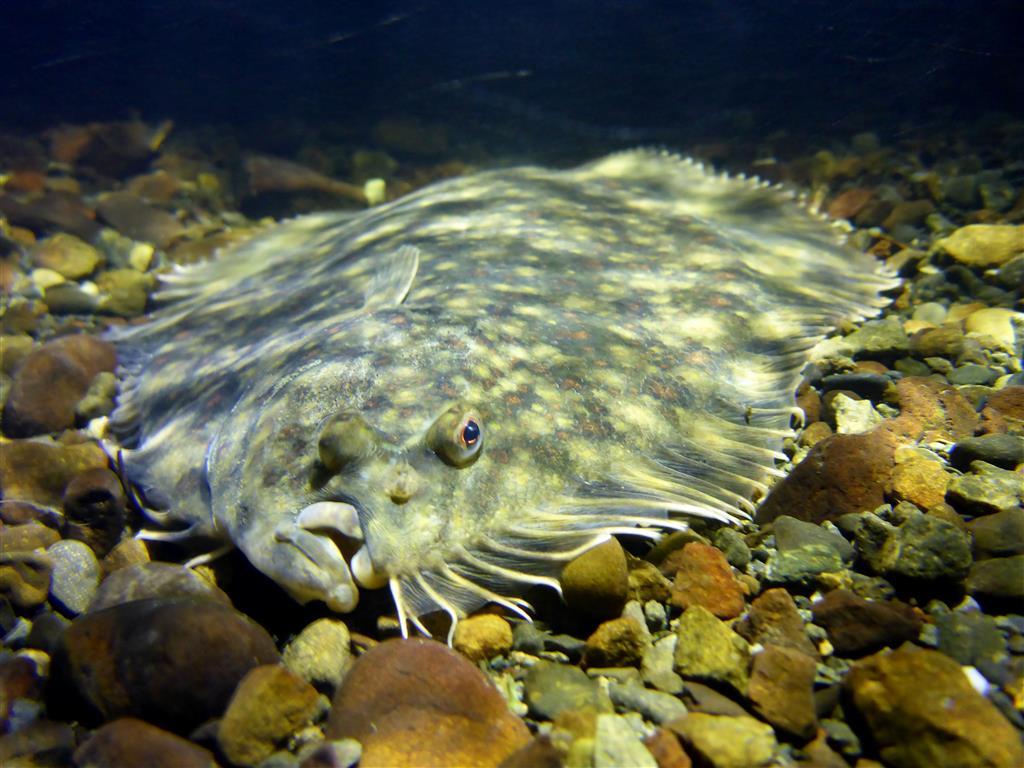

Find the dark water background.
xmin=5 ymin=0 xmax=1023 ymax=155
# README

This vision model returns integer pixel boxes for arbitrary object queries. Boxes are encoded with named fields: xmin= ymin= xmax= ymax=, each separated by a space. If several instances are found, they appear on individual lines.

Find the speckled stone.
xmin=281 ymin=618 xmax=353 ymax=693
xmin=583 ymin=617 xmax=650 ymax=669
xmin=735 ymin=588 xmax=818 ymax=658
xmin=673 ymin=606 xmax=749 ymax=696
xmin=524 ymin=661 xmax=612 ymax=720
xmin=453 ymin=614 xmax=513 ymax=663
xmin=593 ymin=713 xmax=658 ymax=768
xmin=668 ymin=712 xmax=776 ymax=768
xmin=946 ymin=461 xmax=1024 ymax=516
xmin=47 ymin=539 xmax=100 ymax=616
xmin=854 ymin=508 xmax=972 ymax=583
xmin=748 ymin=645 xmax=818 ymax=740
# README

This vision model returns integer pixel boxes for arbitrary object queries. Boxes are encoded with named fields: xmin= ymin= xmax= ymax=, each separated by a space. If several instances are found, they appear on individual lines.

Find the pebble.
xmin=0 ymin=437 xmax=110 ymax=509
xmin=946 ymin=461 xmax=1024 ymax=516
xmin=299 ymin=739 xmax=363 ymax=768
xmin=452 ymin=613 xmax=513 ymax=663
xmin=711 ymin=527 xmax=751 ymax=568
xmin=844 ymin=644 xmax=1023 ymax=768
xmin=627 ymin=557 xmax=673 ymax=604
xmin=30 ymin=232 xmax=102 ymax=279
xmin=673 ymin=606 xmax=749 ymax=696
xmin=967 ymin=507 xmax=1024 ymax=558
xmin=281 ymin=618 xmax=353 ymax=693
xmin=218 ymin=664 xmax=323 ymax=767
xmin=62 ymin=467 xmax=126 ymax=557
xmin=756 ymin=430 xmax=896 ymax=525
xmin=950 ymin=434 xmax=1024 ymax=471
xmin=934 ymin=611 xmax=1007 ymax=671
xmin=59 ymin=597 xmax=279 ymax=731
xmin=965 ymin=307 xmax=1022 ymax=352
xmin=966 ymin=555 xmax=1024 ymax=605
xmin=95 ymin=268 xmax=153 ymax=316
xmin=607 ymin=679 xmax=687 ymax=725
xmin=1 ymin=335 xmax=116 ymax=436
xmin=642 ymin=728 xmax=691 ymax=768
xmin=831 ymin=393 xmax=884 ymax=434
xmin=763 ymin=545 xmax=845 ymax=591
xmin=0 ymin=552 xmax=53 ymax=610
xmin=936 ymin=224 xmax=1023 ymax=267
xmin=773 ymin=516 xmax=854 ymax=562
xmin=95 ymin=191 xmax=185 ymax=247
xmin=985 ymin=385 xmax=1024 ymax=422
xmin=748 ymin=645 xmax=818 ymax=740
xmin=326 ymin=638 xmax=531 ymax=768
xmin=47 ymin=539 xmax=100 ymax=615
xmin=668 ymin=712 xmax=777 ymax=768
xmin=72 ymin=717 xmax=216 ymax=768
xmin=0 ymin=720 xmax=76 ymax=766
xmin=88 ymin=562 xmax=231 ymax=612
xmin=524 ymin=660 xmax=612 ymax=720
xmin=665 ymin=542 xmax=745 ymax=619
xmin=908 ymin=324 xmax=965 ymax=358
xmin=641 ymin=633 xmax=684 ymax=694
xmin=43 ymin=281 xmax=101 ymax=314
xmin=810 ymin=589 xmax=921 ymax=657
xmin=593 ymin=713 xmax=658 ymax=768
xmin=560 ymin=538 xmax=629 ymax=621
xmin=735 ymin=588 xmax=818 ymax=658
xmin=854 ymin=507 xmax=972 ymax=583
xmin=583 ymin=616 xmax=649 ymax=668
xmin=890 ymin=455 xmax=949 ymax=509
xmin=838 ymin=316 xmax=909 ymax=359
xmin=0 ymin=521 xmax=61 ymax=553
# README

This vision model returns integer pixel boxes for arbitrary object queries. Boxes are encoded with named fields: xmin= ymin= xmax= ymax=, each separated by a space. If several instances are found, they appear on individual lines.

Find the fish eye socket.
xmin=427 ymin=404 xmax=483 ymax=467
xmin=318 ymin=412 xmax=378 ymax=473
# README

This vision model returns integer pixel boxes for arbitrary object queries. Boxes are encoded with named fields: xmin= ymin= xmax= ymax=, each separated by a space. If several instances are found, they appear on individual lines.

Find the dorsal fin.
xmin=363 ymin=245 xmax=420 ymax=311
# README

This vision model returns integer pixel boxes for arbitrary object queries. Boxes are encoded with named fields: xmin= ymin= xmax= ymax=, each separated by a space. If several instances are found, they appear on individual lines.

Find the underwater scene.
xmin=1 ymin=1 xmax=1022 ymax=766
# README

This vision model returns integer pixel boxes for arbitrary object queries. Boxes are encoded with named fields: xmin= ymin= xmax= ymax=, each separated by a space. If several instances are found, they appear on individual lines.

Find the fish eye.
xmin=427 ymin=403 xmax=483 ymax=467
xmin=318 ymin=411 xmax=378 ymax=473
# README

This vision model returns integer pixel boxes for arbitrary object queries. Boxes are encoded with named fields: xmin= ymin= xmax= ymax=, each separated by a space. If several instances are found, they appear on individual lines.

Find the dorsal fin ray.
xmin=363 ymin=245 xmax=420 ymax=311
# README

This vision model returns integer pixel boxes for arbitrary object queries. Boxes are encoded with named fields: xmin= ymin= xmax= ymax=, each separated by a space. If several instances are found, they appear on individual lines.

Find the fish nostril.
xmin=385 ymin=463 xmax=420 ymax=504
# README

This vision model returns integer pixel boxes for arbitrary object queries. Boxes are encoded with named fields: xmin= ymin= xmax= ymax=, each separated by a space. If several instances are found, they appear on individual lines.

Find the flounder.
xmin=108 ymin=150 xmax=894 ymax=637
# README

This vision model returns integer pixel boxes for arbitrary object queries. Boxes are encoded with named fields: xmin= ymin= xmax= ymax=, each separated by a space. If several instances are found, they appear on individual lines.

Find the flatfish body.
xmin=109 ymin=150 xmax=893 ymax=634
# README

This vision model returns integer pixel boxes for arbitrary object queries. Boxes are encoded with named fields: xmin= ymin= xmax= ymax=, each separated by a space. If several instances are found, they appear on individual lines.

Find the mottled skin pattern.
xmin=109 ymin=150 xmax=893 ymax=633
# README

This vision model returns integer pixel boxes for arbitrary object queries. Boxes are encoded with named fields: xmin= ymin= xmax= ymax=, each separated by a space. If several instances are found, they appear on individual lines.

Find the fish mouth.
xmin=270 ymin=497 xmax=389 ymax=612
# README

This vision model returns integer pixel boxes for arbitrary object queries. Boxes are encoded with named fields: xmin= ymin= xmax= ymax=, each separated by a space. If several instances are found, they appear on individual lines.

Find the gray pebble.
xmin=642 ymin=633 xmax=683 ymax=694
xmin=950 ymin=434 xmax=1024 ymax=472
xmin=523 ymin=661 xmax=611 ymax=720
xmin=608 ymin=680 xmax=687 ymax=724
xmin=947 ymin=461 xmax=1024 ymax=516
xmin=774 ymin=516 xmax=854 ymax=562
xmin=46 ymin=540 xmax=100 ymax=616
xmin=593 ymin=713 xmax=658 ymax=768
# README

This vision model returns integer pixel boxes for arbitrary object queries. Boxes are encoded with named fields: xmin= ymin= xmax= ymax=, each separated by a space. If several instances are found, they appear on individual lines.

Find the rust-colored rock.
xmin=665 ymin=542 xmax=745 ymax=619
xmin=748 ymin=645 xmax=818 ymax=740
xmin=811 ymin=589 xmax=921 ymax=657
xmin=886 ymin=376 xmax=979 ymax=443
xmin=582 ymin=617 xmax=649 ymax=668
xmin=734 ymin=588 xmax=818 ymax=658
xmin=453 ymin=614 xmax=513 ymax=663
xmin=326 ymin=638 xmax=530 ymax=768
xmin=827 ymin=188 xmax=874 ymax=220
xmin=756 ymin=429 xmax=897 ymax=525
xmin=2 ymin=334 xmax=116 ymax=437
xmin=890 ymin=457 xmax=949 ymax=509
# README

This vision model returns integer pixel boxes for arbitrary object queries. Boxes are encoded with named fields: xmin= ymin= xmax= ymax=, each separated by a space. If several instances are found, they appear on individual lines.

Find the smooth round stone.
xmin=47 ymin=539 xmax=100 ymax=616
xmin=950 ymin=434 xmax=1024 ymax=471
xmin=88 ymin=562 xmax=231 ymax=612
xmin=282 ymin=618 xmax=353 ymax=693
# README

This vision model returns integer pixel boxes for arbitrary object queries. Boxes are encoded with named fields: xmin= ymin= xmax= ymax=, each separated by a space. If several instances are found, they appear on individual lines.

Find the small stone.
xmin=95 ymin=268 xmax=153 ymax=317
xmin=326 ymin=638 xmax=531 ymax=768
xmin=31 ymin=233 xmax=102 ymax=279
xmin=218 ymin=664 xmax=322 ymax=767
xmin=748 ymin=645 xmax=817 ymax=739
xmin=607 ymin=680 xmax=687 ymax=725
xmin=839 ymin=317 xmax=909 ymax=359
xmin=62 ymin=467 xmax=126 ymax=557
xmin=89 ymin=562 xmax=231 ymax=612
xmin=946 ymin=461 xmax=1024 ymax=516
xmin=985 ymin=386 xmax=1024 ymax=423
xmin=0 ymin=521 xmax=61 ymax=553
xmin=854 ymin=508 xmax=972 ymax=583
xmin=936 ymin=224 xmax=1023 ymax=268
xmin=43 ymin=282 xmax=101 ymax=314
xmin=828 ymin=188 xmax=874 ymax=220
xmin=0 ymin=437 xmax=109 ymax=508
xmin=811 ymin=589 xmax=921 ymax=657
xmin=627 ymin=558 xmax=673 ymax=603
xmin=299 ymin=739 xmax=363 ymax=768
xmin=950 ymin=434 xmax=1024 ymax=471
xmin=949 ymin=364 xmax=1002 ymax=386
xmin=58 ymin=597 xmax=279 ymax=731
xmin=934 ymin=611 xmax=1006 ymax=669
xmin=524 ymin=660 xmax=612 ymax=720
xmin=72 ymin=717 xmax=216 ymax=768
xmin=908 ymin=325 xmax=965 ymax=358
xmin=0 ymin=720 xmax=76 ymax=765
xmin=884 ymin=199 xmax=934 ymax=230
xmin=968 ymin=508 xmax=1024 ymax=558
xmin=31 ymin=267 xmax=66 ymax=290
xmin=593 ymin=713 xmax=658 ymax=768
xmin=966 ymin=555 xmax=1024 ymax=605
xmin=101 ymin=537 xmax=151 ymax=574
xmin=0 ymin=552 xmax=53 ymax=609
xmin=561 ymin=538 xmax=629 ymax=620
xmin=845 ymin=644 xmax=1023 ymax=768
xmin=642 ymin=633 xmax=684 ymax=694
xmin=763 ymin=545 xmax=845 ymax=591
xmin=673 ymin=606 xmax=749 ymax=696
xmin=668 ymin=712 xmax=776 ymax=768
xmin=583 ymin=617 xmax=649 ymax=668
xmin=96 ymin=191 xmax=185 ymax=247
xmin=665 ymin=542 xmax=745 ymax=619
xmin=735 ymin=588 xmax=818 ymax=658
xmin=643 ymin=728 xmax=692 ymax=768
xmin=890 ymin=456 xmax=950 ymax=509
xmin=774 ymin=516 xmax=854 ymax=562
xmin=282 ymin=618 xmax=353 ymax=693
xmin=891 ymin=376 xmax=979 ymax=443
xmin=756 ymin=429 xmax=897 ymax=525
xmin=1 ymin=335 xmax=116 ymax=436
xmin=453 ymin=613 xmax=513 ymax=663
xmin=831 ymin=393 xmax=884 ymax=434
xmin=47 ymin=539 xmax=100 ymax=615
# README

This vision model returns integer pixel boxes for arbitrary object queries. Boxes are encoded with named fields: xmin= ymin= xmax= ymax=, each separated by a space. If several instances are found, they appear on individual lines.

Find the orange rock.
xmin=890 ymin=457 xmax=950 ymax=510
xmin=827 ymin=188 xmax=874 ymax=220
xmin=665 ymin=542 xmax=745 ymax=619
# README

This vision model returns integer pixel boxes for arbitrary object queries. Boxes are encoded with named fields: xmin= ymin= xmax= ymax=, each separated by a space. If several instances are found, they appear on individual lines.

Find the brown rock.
xmin=936 ymin=224 xmax=1024 ymax=268
xmin=101 ymin=537 xmax=151 ymax=574
xmin=665 ymin=542 xmax=745 ymax=619
xmin=0 ymin=653 xmax=45 ymax=730
xmin=889 ymin=457 xmax=949 ymax=509
xmin=30 ymin=232 xmax=101 ymax=279
xmin=756 ymin=430 xmax=897 ymax=525
xmin=985 ymin=386 xmax=1024 ymax=420
xmin=73 ymin=718 xmax=216 ymax=768
xmin=47 ymin=120 xmax=160 ymax=178
xmin=89 ymin=562 xmax=231 ymax=612
xmin=218 ymin=664 xmax=321 ymax=767
xmin=561 ymin=538 xmax=629 ymax=620
xmin=845 ymin=645 xmax=1024 ymax=768
xmin=883 ymin=199 xmax=934 ymax=230
xmin=627 ymin=557 xmax=673 ymax=603
xmin=0 ymin=720 xmax=75 ymax=765
xmin=667 ymin=712 xmax=776 ymax=768
xmin=583 ymin=617 xmax=649 ymax=668
xmin=827 ymin=188 xmax=874 ymax=220
xmin=0 ymin=521 xmax=60 ymax=553
xmin=968 ymin=508 xmax=1024 ymax=558
xmin=811 ymin=589 xmax=921 ymax=657
xmin=62 ymin=467 xmax=126 ymax=557
xmin=887 ymin=376 xmax=979 ymax=443
xmin=0 ymin=437 xmax=109 ymax=507
xmin=748 ymin=645 xmax=818 ymax=740
xmin=734 ymin=588 xmax=818 ymax=658
xmin=643 ymin=728 xmax=692 ymax=768
xmin=0 ymin=551 xmax=53 ymax=609
xmin=95 ymin=191 xmax=185 ymax=247
xmin=908 ymin=325 xmax=965 ymax=358
xmin=244 ymin=155 xmax=366 ymax=205
xmin=0 ymin=191 xmax=101 ymax=240
xmin=498 ymin=735 xmax=565 ymax=768
xmin=326 ymin=638 xmax=531 ymax=768
xmin=58 ymin=597 xmax=279 ymax=731
xmin=453 ymin=613 xmax=513 ymax=663
xmin=1 ymin=334 xmax=116 ymax=436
